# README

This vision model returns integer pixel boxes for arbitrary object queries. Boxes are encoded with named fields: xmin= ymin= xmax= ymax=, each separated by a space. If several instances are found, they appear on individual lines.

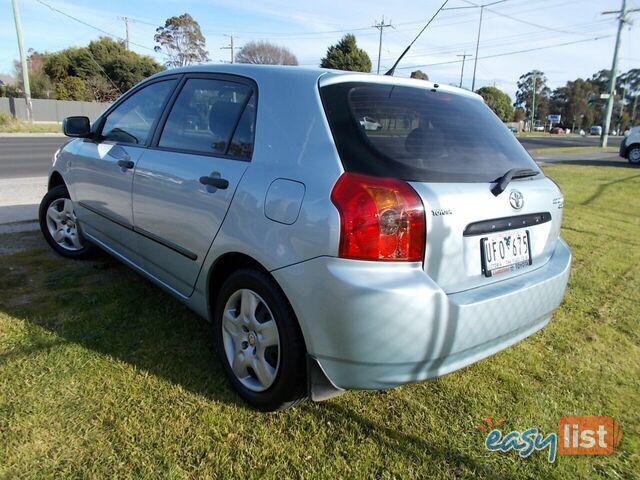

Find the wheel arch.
xmin=206 ymin=250 xmax=310 ymax=353
xmin=48 ymin=170 xmax=67 ymax=191
xmin=625 ymin=142 xmax=640 ymax=158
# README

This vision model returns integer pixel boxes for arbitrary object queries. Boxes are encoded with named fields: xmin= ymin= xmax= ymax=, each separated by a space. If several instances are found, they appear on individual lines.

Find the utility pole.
xmin=11 ymin=0 xmax=32 ymax=123
xmin=443 ymin=1 xmax=507 ymax=92
xmin=600 ymin=0 xmax=639 ymax=147
xmin=373 ymin=16 xmax=394 ymax=75
xmin=531 ymin=75 xmax=537 ymax=132
xmin=119 ymin=16 xmax=130 ymax=50
xmin=471 ymin=5 xmax=484 ymax=92
xmin=221 ymin=34 xmax=235 ymax=63
xmin=457 ymin=52 xmax=471 ymax=88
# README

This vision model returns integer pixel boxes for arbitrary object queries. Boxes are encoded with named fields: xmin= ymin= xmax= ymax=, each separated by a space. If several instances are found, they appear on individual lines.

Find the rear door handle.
xmin=199 ymin=176 xmax=229 ymax=190
xmin=117 ymin=159 xmax=134 ymax=169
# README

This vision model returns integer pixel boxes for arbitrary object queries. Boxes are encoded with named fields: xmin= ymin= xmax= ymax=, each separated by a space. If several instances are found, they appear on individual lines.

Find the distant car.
xmin=533 ymin=125 xmax=545 ymax=132
xmin=590 ymin=126 xmax=602 ymax=136
xmin=359 ymin=116 xmax=382 ymax=131
xmin=619 ymin=126 xmax=640 ymax=165
xmin=550 ymin=127 xmax=566 ymax=135
xmin=507 ymin=126 xmax=518 ymax=134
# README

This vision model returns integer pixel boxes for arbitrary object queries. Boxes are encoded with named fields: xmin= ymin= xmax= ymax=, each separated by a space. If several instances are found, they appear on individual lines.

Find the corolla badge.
xmin=509 ymin=190 xmax=524 ymax=210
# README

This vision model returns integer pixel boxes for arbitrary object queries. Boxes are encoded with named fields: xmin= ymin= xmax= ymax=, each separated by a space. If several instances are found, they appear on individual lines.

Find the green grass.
xmin=532 ymin=146 xmax=618 ymax=154
xmin=0 ymin=113 xmax=61 ymax=133
xmin=1 ymin=164 xmax=639 ymax=478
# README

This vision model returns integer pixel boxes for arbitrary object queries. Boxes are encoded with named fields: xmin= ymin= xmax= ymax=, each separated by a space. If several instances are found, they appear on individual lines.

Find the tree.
xmin=619 ymin=68 xmax=640 ymax=125
xmin=12 ymin=51 xmax=55 ymax=99
xmin=512 ymin=107 xmax=526 ymax=122
xmin=410 ymin=70 xmax=429 ymax=80
xmin=476 ymin=86 xmax=514 ymax=122
xmin=550 ymin=78 xmax=599 ymax=130
xmin=154 ymin=14 xmax=209 ymax=68
xmin=55 ymin=76 xmax=92 ymax=101
xmin=515 ymin=70 xmax=551 ymax=124
xmin=320 ymin=34 xmax=371 ymax=72
xmin=43 ymin=38 xmax=163 ymax=101
xmin=235 ymin=41 xmax=297 ymax=65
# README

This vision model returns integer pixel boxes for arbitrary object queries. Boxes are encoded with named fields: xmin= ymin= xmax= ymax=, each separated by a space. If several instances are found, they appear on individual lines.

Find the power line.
xmin=395 ymin=35 xmax=611 ymax=70
xmin=377 ymin=18 xmax=613 ymax=61
xmin=483 ymin=5 xmax=596 ymax=36
xmin=35 ymin=0 xmax=162 ymax=56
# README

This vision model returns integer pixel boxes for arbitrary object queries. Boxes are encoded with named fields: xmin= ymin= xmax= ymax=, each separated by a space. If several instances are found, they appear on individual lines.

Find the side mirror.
xmin=63 ymin=116 xmax=91 ymax=138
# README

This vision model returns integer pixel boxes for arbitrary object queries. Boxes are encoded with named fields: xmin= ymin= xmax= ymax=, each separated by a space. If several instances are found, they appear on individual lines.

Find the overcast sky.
xmin=2 ymin=0 xmax=639 ymax=98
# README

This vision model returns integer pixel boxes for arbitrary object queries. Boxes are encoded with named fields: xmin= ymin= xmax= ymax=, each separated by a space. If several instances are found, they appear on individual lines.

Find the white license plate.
xmin=481 ymin=229 xmax=532 ymax=277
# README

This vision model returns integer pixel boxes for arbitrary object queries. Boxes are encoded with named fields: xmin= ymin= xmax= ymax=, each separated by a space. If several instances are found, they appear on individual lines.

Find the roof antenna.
xmin=385 ymin=0 xmax=450 ymax=76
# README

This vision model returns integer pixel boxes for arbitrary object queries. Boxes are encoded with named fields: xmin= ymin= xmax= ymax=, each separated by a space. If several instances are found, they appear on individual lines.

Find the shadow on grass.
xmin=579 ymin=173 xmax=640 ymax=205
xmin=548 ymin=159 xmax=638 ymax=169
xmin=0 ymin=236 xmax=486 ymax=474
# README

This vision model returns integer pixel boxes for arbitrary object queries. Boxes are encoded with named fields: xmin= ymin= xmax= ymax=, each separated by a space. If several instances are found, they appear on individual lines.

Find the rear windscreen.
xmin=320 ymin=82 xmax=540 ymax=183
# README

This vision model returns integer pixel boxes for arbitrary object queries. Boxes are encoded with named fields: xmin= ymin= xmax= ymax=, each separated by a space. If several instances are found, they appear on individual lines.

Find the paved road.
xmin=518 ymin=134 xmax=622 ymax=150
xmin=0 ymin=134 xmax=626 ymax=180
xmin=0 ymin=136 xmax=66 ymax=179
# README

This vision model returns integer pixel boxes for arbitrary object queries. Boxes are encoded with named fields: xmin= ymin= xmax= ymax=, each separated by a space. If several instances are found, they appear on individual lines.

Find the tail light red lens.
xmin=330 ymin=172 xmax=426 ymax=261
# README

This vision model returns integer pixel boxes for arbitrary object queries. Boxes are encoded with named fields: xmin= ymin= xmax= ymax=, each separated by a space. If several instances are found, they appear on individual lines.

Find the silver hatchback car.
xmin=40 ymin=65 xmax=571 ymax=411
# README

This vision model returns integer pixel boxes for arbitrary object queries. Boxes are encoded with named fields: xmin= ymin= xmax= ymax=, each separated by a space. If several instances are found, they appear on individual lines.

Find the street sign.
xmin=547 ymin=114 xmax=561 ymax=123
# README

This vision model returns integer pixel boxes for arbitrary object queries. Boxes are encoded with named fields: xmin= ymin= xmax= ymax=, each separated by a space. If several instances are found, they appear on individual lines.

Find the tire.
xmin=627 ymin=145 xmax=640 ymax=165
xmin=214 ymin=268 xmax=307 ymax=411
xmin=39 ymin=184 xmax=95 ymax=259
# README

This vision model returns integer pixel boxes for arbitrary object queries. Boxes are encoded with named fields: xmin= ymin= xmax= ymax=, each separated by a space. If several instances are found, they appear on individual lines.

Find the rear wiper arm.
xmin=491 ymin=168 xmax=540 ymax=196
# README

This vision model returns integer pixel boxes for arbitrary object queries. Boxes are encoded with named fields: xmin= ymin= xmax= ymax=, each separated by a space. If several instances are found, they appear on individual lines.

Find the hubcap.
xmin=630 ymin=148 xmax=640 ymax=163
xmin=46 ymin=198 xmax=84 ymax=251
xmin=221 ymin=289 xmax=280 ymax=392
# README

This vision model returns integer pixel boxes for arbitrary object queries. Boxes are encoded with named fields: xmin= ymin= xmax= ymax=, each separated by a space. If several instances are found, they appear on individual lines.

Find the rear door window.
xmin=159 ymin=78 xmax=252 ymax=157
xmin=321 ymin=82 xmax=540 ymax=182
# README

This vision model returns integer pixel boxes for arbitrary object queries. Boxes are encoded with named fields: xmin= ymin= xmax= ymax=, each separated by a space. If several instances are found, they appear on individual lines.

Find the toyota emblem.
xmin=509 ymin=190 xmax=524 ymax=210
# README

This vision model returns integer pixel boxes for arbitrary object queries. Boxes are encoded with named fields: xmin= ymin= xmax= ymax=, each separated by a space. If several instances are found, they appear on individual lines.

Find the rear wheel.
xmin=214 ymin=268 xmax=307 ymax=411
xmin=627 ymin=145 xmax=640 ymax=165
xmin=39 ymin=185 xmax=95 ymax=259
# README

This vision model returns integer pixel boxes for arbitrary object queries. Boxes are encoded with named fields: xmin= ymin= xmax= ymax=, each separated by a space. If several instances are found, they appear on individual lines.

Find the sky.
xmin=2 ymin=0 xmax=639 ymax=99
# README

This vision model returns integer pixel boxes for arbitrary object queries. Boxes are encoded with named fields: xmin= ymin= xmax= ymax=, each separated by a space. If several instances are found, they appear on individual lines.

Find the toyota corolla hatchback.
xmin=40 ymin=65 xmax=571 ymax=411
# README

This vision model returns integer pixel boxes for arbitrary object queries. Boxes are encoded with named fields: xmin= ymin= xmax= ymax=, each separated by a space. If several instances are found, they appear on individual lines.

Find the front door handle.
xmin=199 ymin=176 xmax=229 ymax=190
xmin=117 ymin=159 xmax=135 ymax=169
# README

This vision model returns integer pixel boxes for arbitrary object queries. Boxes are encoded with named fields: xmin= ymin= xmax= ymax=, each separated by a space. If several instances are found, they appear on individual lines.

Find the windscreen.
xmin=321 ymin=82 xmax=540 ymax=183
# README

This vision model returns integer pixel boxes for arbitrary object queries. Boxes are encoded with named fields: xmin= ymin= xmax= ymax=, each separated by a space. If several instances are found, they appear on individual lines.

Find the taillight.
xmin=330 ymin=172 xmax=425 ymax=261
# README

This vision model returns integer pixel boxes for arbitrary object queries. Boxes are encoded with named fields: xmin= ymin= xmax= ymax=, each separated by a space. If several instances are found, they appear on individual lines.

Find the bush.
xmin=0 ymin=112 xmax=16 ymax=127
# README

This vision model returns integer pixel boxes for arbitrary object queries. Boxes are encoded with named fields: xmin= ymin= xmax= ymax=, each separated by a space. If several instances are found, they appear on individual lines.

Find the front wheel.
xmin=214 ymin=268 xmax=307 ymax=411
xmin=627 ymin=146 xmax=640 ymax=165
xmin=39 ymin=184 xmax=95 ymax=259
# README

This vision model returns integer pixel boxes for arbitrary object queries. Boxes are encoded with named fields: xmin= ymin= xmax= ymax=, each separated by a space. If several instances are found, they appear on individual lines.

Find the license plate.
xmin=481 ymin=229 xmax=532 ymax=277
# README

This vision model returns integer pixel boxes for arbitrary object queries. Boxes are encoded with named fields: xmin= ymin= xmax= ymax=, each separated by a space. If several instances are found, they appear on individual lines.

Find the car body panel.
xmin=274 ymin=239 xmax=571 ymax=389
xmin=132 ymin=150 xmax=249 ymax=296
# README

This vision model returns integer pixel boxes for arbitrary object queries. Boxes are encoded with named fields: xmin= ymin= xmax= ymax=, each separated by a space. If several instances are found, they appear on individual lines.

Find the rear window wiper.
xmin=491 ymin=168 xmax=540 ymax=196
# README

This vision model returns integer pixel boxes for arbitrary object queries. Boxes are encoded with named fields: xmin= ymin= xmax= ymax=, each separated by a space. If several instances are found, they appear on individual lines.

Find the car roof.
xmin=149 ymin=64 xmax=481 ymax=101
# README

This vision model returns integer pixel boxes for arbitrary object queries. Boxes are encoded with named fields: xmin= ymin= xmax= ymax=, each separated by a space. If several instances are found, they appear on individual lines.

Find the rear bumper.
xmin=273 ymin=239 xmax=571 ymax=390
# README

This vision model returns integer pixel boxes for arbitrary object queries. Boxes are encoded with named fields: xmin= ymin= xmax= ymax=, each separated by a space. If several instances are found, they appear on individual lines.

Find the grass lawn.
xmin=1 ymin=164 xmax=639 ymax=478
xmin=0 ymin=114 xmax=61 ymax=134
xmin=531 ymin=146 xmax=618 ymax=155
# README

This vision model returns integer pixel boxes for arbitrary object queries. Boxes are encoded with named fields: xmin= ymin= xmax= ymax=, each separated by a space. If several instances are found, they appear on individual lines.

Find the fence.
xmin=0 ymin=97 xmax=112 ymax=123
